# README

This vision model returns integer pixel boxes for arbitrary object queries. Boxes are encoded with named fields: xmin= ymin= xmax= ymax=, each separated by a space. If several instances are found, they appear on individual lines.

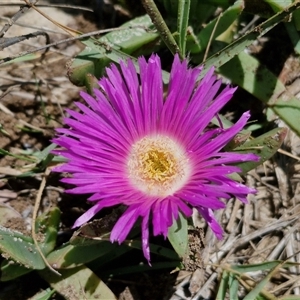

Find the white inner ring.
xmin=127 ymin=135 xmax=191 ymax=197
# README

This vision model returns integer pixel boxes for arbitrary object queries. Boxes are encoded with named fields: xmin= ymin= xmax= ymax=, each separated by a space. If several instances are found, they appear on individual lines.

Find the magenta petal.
xmin=152 ymin=201 xmax=162 ymax=236
xmin=110 ymin=206 xmax=140 ymax=243
xmin=141 ymin=211 xmax=151 ymax=264
xmin=53 ymin=53 xmax=258 ymax=263
xmin=198 ymin=207 xmax=223 ymax=239
xmin=72 ymin=203 xmax=103 ymax=228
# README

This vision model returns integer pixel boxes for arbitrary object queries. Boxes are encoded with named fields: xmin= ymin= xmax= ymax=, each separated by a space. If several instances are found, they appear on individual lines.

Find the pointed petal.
xmin=141 ymin=211 xmax=151 ymax=264
xmin=110 ymin=205 xmax=140 ymax=243
xmin=198 ymin=207 xmax=223 ymax=239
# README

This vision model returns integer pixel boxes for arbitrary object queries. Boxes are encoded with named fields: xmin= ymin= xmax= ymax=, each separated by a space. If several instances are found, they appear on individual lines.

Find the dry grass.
xmin=0 ymin=1 xmax=300 ymax=299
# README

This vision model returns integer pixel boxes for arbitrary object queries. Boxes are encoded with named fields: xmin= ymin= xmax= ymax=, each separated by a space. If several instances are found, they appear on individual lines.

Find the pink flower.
xmin=53 ymin=54 xmax=258 ymax=262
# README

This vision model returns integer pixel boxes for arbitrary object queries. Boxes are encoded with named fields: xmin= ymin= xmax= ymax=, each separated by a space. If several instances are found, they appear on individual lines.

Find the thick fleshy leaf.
xmin=234 ymin=127 xmax=287 ymax=174
xmin=219 ymin=51 xmax=300 ymax=137
xmin=40 ymin=265 xmax=116 ymax=300
xmin=272 ymin=97 xmax=300 ymax=137
xmin=266 ymin=0 xmax=300 ymax=54
xmin=68 ymin=15 xmax=159 ymax=86
xmin=228 ymin=272 xmax=239 ymax=300
xmin=0 ymin=205 xmax=21 ymax=226
xmin=216 ymin=270 xmax=229 ymax=300
xmin=46 ymin=242 xmax=116 ymax=269
xmin=231 ymin=261 xmax=298 ymax=273
xmin=0 ymin=227 xmax=45 ymax=270
xmin=198 ymin=1 xmax=300 ymax=75
xmin=0 ymin=261 xmax=32 ymax=282
xmin=177 ymin=0 xmax=190 ymax=56
xmin=30 ymin=288 xmax=55 ymax=300
xmin=190 ymin=0 xmax=243 ymax=54
xmin=47 ymin=215 xmax=126 ymax=269
xmin=0 ymin=209 xmax=60 ymax=280
xmin=168 ymin=211 xmax=188 ymax=258
xmin=219 ymin=51 xmax=285 ymax=104
xmin=35 ymin=207 xmax=61 ymax=256
xmin=216 ymin=260 xmax=298 ymax=299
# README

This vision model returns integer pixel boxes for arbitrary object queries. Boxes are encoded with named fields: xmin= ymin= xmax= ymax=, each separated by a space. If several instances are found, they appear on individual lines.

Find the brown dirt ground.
xmin=1 ymin=1 xmax=300 ymax=300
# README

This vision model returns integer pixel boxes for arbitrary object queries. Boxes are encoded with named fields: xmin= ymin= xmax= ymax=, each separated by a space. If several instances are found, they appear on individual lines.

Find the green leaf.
xmin=0 ymin=205 xmax=21 ymax=226
xmin=242 ymin=270 xmax=273 ymax=300
xmin=67 ymin=44 xmax=109 ymax=87
xmin=40 ymin=265 xmax=117 ymax=300
xmin=219 ymin=51 xmax=285 ymax=104
xmin=0 ymin=226 xmax=45 ymax=270
xmin=197 ymin=0 xmax=300 ymax=76
xmin=264 ymin=0 xmax=293 ymax=11
xmin=271 ymin=97 xmax=300 ymax=137
xmin=234 ymin=127 xmax=287 ymax=174
xmin=35 ymin=207 xmax=61 ymax=256
xmin=0 ymin=148 xmax=36 ymax=162
xmin=123 ymin=240 xmax=180 ymax=260
xmin=280 ymin=296 xmax=300 ymax=300
xmin=32 ymin=143 xmax=56 ymax=162
xmin=216 ymin=270 xmax=229 ymax=300
xmin=0 ymin=53 xmax=41 ymax=66
xmin=0 ymin=209 xmax=60 ymax=280
xmin=264 ymin=0 xmax=300 ymax=53
xmin=177 ymin=0 xmax=190 ymax=56
xmin=168 ymin=211 xmax=188 ymax=257
xmin=87 ymin=244 xmax=133 ymax=270
xmin=70 ymin=37 xmax=171 ymax=87
xmin=293 ymin=4 xmax=300 ymax=31
xmin=215 ymin=50 xmax=300 ymax=137
xmin=99 ymin=261 xmax=180 ymax=277
xmin=69 ymin=218 xmax=113 ymax=246
xmin=85 ymin=73 xmax=101 ymax=95
xmin=26 ymin=288 xmax=55 ymax=300
xmin=46 ymin=242 xmax=117 ymax=269
xmin=142 ymin=0 xmax=181 ymax=57
xmin=228 ymin=272 xmax=239 ymax=300
xmin=224 ymin=131 xmax=252 ymax=151
xmin=100 ymin=15 xmax=159 ymax=54
xmin=0 ymin=261 xmax=32 ymax=281
xmin=230 ymin=261 xmax=299 ymax=273
xmin=68 ymin=15 xmax=159 ymax=86
xmin=194 ymin=0 xmax=232 ymax=8
xmin=47 ymin=215 xmax=141 ymax=269
xmin=190 ymin=0 xmax=243 ymax=54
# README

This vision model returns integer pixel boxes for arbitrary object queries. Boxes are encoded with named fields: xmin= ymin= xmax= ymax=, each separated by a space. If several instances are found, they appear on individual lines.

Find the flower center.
xmin=127 ymin=135 xmax=191 ymax=197
xmin=141 ymin=149 xmax=175 ymax=184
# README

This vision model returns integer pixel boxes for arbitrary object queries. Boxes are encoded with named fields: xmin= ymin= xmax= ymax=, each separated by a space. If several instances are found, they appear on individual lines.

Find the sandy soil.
xmin=1 ymin=1 xmax=300 ymax=300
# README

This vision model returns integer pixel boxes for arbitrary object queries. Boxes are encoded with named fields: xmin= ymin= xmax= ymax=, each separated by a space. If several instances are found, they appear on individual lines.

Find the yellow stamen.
xmin=127 ymin=135 xmax=191 ymax=197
